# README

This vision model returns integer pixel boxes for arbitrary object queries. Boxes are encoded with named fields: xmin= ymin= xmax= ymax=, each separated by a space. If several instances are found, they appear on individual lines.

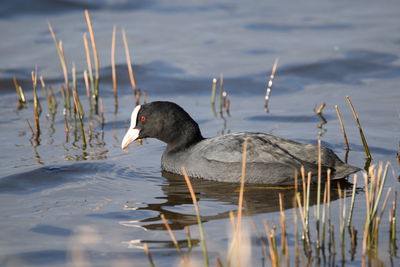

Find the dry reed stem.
xmin=211 ymin=78 xmax=217 ymax=105
xmin=83 ymin=33 xmax=95 ymax=101
xmin=315 ymin=103 xmax=326 ymax=115
xmin=219 ymin=73 xmax=224 ymax=113
xmin=31 ymin=71 xmax=40 ymax=142
xmin=121 ymin=28 xmax=137 ymax=93
xmin=264 ymin=221 xmax=279 ymax=267
xmin=84 ymin=10 xmax=99 ymax=93
xmin=279 ymin=193 xmax=288 ymax=260
xmin=264 ymin=58 xmax=279 ymax=112
xmin=345 ymin=96 xmax=371 ymax=159
xmin=83 ymin=70 xmax=92 ymax=112
xmin=12 ymin=77 xmax=26 ymax=105
xmin=237 ymin=138 xmax=248 ymax=229
xmin=99 ymin=97 xmax=105 ymax=126
xmin=40 ymin=76 xmax=55 ymax=115
xmin=389 ymin=191 xmax=397 ymax=242
xmin=184 ymin=226 xmax=192 ymax=250
xmin=26 ymin=119 xmax=34 ymax=137
xmin=181 ymin=167 xmax=209 ymax=267
xmin=111 ymin=25 xmax=118 ymax=111
xmin=160 ymin=214 xmax=182 ymax=255
xmin=143 ymin=243 xmax=155 ymax=267
xmin=335 ymin=105 xmax=350 ymax=150
xmin=316 ymin=138 xmax=322 ymax=248
xmin=48 ymin=23 xmax=70 ymax=95
xmin=227 ymin=138 xmax=248 ymax=267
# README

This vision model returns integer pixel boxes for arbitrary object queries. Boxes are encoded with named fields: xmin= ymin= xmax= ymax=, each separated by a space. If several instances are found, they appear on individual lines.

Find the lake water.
xmin=0 ymin=0 xmax=399 ymax=266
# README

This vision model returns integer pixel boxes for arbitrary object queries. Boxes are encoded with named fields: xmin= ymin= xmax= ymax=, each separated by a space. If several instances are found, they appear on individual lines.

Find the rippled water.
xmin=1 ymin=0 xmax=399 ymax=266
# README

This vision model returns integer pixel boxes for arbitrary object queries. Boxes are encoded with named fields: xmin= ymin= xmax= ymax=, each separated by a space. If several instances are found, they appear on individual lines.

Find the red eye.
xmin=140 ymin=116 xmax=147 ymax=122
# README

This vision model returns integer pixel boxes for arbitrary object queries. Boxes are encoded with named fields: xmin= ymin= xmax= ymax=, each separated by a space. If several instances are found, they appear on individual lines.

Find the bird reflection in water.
xmin=121 ymin=171 xmax=354 ymax=235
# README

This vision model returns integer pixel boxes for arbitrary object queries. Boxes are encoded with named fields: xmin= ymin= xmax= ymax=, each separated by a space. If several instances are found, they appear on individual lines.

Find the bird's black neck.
xmin=163 ymin=120 xmax=204 ymax=153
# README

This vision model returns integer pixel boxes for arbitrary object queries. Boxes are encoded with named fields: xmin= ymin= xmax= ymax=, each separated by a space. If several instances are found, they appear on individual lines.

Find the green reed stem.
xmin=12 ymin=77 xmax=26 ymax=108
xmin=346 ymin=96 xmax=371 ymax=159
xmin=347 ymin=175 xmax=358 ymax=227
xmin=181 ymin=167 xmax=209 ymax=267
xmin=84 ymin=10 xmax=99 ymax=109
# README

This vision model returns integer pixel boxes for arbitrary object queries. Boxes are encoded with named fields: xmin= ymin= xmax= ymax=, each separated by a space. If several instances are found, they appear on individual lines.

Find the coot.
xmin=121 ymin=101 xmax=360 ymax=185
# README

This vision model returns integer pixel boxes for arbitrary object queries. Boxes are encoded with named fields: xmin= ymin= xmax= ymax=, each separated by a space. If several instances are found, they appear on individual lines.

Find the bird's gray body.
xmin=162 ymin=132 xmax=359 ymax=185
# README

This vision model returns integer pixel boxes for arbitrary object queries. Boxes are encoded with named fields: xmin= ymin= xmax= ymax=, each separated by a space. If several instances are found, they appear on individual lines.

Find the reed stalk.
xmin=184 ymin=226 xmax=192 ymax=251
xmin=337 ymin=184 xmax=346 ymax=263
xmin=327 ymin=169 xmax=332 ymax=254
xmin=345 ymin=96 xmax=371 ymax=159
xmin=316 ymin=139 xmax=322 ymax=250
xmin=293 ymin=194 xmax=300 ymax=267
xmin=264 ymin=221 xmax=279 ymax=267
xmin=26 ymin=119 xmax=34 ymax=137
xmin=219 ymin=73 xmax=224 ymax=114
xmin=121 ymin=28 xmax=137 ymax=94
xmin=389 ymin=190 xmax=397 ymax=254
xmin=143 ymin=243 xmax=155 ymax=267
xmin=347 ymin=175 xmax=358 ymax=227
xmin=83 ymin=33 xmax=95 ymax=113
xmin=72 ymin=64 xmax=86 ymax=148
xmin=362 ymin=162 xmax=390 ymax=251
xmin=61 ymin=86 xmax=69 ymax=142
xmin=335 ymin=105 xmax=350 ymax=151
xmin=83 ymin=70 xmax=93 ymax=113
xmin=31 ymin=71 xmax=40 ymax=143
xmin=181 ymin=167 xmax=209 ymax=267
xmin=211 ymin=78 xmax=217 ymax=106
xmin=295 ymin=193 xmax=310 ymax=252
xmin=160 ymin=214 xmax=182 ymax=255
xmin=321 ymin=182 xmax=327 ymax=250
xmin=264 ymin=58 xmax=279 ymax=112
xmin=237 ymin=138 xmax=248 ymax=229
xmin=12 ymin=77 xmax=26 ymax=108
xmin=84 ymin=10 xmax=100 ymax=107
xmin=111 ymin=25 xmax=118 ymax=113
xmin=99 ymin=97 xmax=105 ymax=128
xmin=40 ymin=76 xmax=56 ymax=115
xmin=279 ymin=193 xmax=289 ymax=265
xmin=48 ymin=23 xmax=70 ymax=112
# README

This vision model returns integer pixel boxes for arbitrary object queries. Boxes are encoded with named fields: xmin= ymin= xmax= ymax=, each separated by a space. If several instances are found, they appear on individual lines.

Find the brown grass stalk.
xmin=143 ymin=243 xmax=155 ymax=267
xmin=12 ymin=77 xmax=26 ymax=107
xmin=345 ymin=96 xmax=371 ymax=159
xmin=264 ymin=58 xmax=279 ymax=112
xmin=335 ymin=105 xmax=350 ymax=150
xmin=279 ymin=193 xmax=288 ymax=263
xmin=48 ymin=23 xmax=70 ymax=111
xmin=211 ymin=78 xmax=217 ymax=106
xmin=160 ymin=214 xmax=182 ymax=255
xmin=83 ymin=33 xmax=96 ymax=114
xmin=264 ymin=221 xmax=279 ymax=267
xmin=84 ymin=10 xmax=99 ymax=97
xmin=184 ymin=226 xmax=192 ymax=250
xmin=181 ymin=167 xmax=209 ymax=267
xmin=121 ymin=28 xmax=137 ymax=94
xmin=40 ymin=76 xmax=56 ymax=115
xmin=31 ymin=71 xmax=40 ymax=143
xmin=83 ymin=70 xmax=93 ymax=113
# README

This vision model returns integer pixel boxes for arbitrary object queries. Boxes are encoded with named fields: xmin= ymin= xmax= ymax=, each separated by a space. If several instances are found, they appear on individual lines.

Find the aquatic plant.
xmin=264 ymin=58 xmax=279 ymax=113
xmin=84 ymin=9 xmax=100 ymax=114
xmin=12 ymin=77 xmax=26 ymax=109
